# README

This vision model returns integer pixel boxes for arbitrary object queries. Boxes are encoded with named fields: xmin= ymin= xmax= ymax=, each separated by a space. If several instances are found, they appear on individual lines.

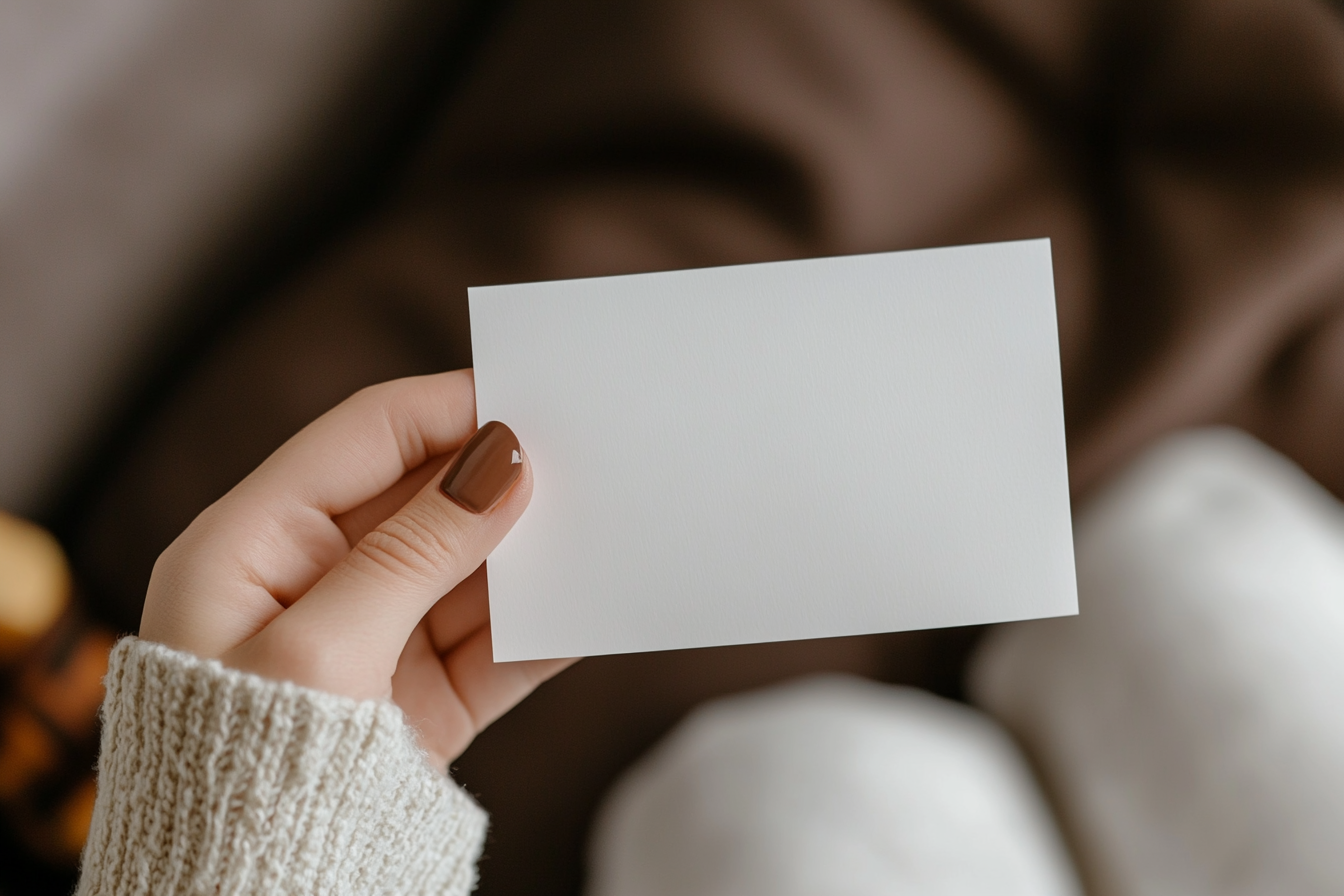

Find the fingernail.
xmin=440 ymin=421 xmax=524 ymax=513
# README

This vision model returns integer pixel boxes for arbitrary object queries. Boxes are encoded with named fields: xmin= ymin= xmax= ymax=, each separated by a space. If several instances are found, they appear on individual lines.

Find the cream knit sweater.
xmin=76 ymin=638 xmax=487 ymax=895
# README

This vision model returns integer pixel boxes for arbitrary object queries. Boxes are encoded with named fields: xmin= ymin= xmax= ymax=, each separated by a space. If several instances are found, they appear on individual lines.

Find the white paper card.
xmin=471 ymin=239 xmax=1077 ymax=661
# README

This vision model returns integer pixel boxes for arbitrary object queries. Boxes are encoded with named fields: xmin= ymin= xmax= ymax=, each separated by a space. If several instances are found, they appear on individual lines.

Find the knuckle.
xmin=341 ymin=382 xmax=399 ymax=428
xmin=350 ymin=379 xmax=396 ymax=406
xmin=352 ymin=507 xmax=466 ymax=581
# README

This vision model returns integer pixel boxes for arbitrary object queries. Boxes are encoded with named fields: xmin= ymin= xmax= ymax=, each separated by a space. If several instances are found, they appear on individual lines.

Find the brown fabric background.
xmin=65 ymin=1 xmax=1344 ymax=893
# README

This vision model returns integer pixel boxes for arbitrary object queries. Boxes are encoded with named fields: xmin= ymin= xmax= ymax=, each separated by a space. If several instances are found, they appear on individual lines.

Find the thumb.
xmin=244 ymin=421 xmax=529 ymax=698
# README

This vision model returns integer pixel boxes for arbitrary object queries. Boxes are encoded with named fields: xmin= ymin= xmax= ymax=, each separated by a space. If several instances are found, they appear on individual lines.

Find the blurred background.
xmin=3 ymin=0 xmax=1344 ymax=893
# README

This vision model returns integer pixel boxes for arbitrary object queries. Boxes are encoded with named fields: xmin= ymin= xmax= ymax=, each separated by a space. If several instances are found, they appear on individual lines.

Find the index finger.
xmin=201 ymin=370 xmax=481 ymax=605
xmin=248 ymin=370 xmax=480 ymax=518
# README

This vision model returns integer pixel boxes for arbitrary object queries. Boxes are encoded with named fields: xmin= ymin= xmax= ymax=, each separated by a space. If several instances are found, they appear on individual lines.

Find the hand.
xmin=139 ymin=370 xmax=574 ymax=768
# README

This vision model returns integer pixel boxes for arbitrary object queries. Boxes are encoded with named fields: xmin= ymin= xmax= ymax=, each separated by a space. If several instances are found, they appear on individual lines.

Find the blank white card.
xmin=471 ymin=239 xmax=1077 ymax=661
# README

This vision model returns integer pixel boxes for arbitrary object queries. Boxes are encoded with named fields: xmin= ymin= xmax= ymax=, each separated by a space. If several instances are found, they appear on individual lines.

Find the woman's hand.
xmin=139 ymin=370 xmax=573 ymax=768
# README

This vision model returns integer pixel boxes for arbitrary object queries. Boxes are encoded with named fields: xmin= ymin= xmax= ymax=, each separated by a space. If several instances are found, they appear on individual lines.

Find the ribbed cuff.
xmin=77 ymin=637 xmax=487 ymax=895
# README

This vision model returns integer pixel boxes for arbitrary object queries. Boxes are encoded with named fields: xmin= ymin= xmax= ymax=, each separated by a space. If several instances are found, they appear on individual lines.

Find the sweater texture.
xmin=76 ymin=637 xmax=487 ymax=895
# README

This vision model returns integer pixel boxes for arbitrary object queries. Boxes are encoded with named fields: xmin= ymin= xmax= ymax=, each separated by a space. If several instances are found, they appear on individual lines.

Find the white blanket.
xmin=974 ymin=428 xmax=1344 ymax=895
xmin=589 ymin=428 xmax=1344 ymax=894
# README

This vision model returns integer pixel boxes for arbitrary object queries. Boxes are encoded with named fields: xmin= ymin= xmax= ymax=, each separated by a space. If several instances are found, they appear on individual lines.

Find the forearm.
xmin=77 ymin=638 xmax=487 ymax=896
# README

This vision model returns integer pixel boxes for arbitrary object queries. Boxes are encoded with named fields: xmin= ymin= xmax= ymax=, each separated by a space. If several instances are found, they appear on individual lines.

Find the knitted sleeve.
xmin=76 ymin=637 xmax=488 ymax=896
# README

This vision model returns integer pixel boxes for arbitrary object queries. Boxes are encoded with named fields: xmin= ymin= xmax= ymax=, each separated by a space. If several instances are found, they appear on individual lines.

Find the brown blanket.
xmin=69 ymin=1 xmax=1344 ymax=893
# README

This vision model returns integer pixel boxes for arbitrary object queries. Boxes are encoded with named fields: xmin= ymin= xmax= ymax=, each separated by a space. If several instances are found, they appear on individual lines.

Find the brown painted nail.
xmin=440 ymin=421 xmax=523 ymax=513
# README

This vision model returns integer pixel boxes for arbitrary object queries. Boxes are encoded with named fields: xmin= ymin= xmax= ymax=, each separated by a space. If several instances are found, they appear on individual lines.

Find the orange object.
xmin=0 ymin=512 xmax=113 ymax=865
xmin=20 ymin=624 xmax=116 ymax=742
xmin=0 ymin=705 xmax=59 ymax=802
xmin=0 ymin=512 xmax=70 ymax=664
xmin=55 ymin=777 xmax=99 ymax=860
